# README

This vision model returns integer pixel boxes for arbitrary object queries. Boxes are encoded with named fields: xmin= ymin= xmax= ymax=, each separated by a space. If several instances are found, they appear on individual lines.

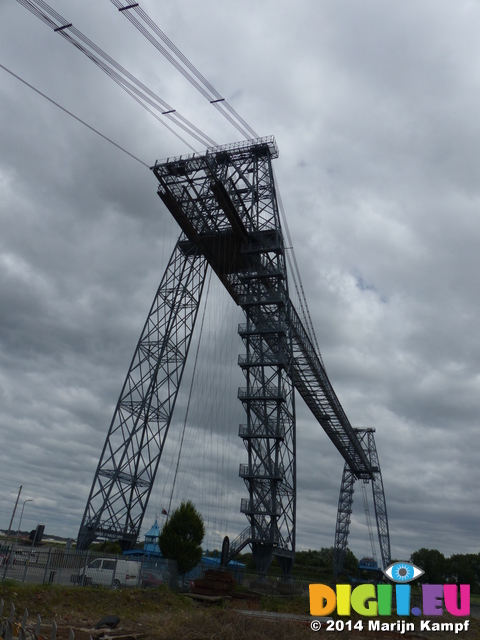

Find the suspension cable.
xmin=1 ymin=62 xmax=150 ymax=168
xmin=16 ymin=0 xmax=217 ymax=150
xmin=361 ymin=481 xmax=378 ymax=563
xmin=167 ymin=268 xmax=213 ymax=519
xmin=273 ymin=166 xmax=324 ymax=363
xmin=110 ymin=0 xmax=259 ymax=140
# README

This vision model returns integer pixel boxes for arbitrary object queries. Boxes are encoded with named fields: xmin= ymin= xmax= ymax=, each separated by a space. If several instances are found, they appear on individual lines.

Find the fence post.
xmin=140 ymin=554 xmax=145 ymax=588
xmin=81 ymin=550 xmax=90 ymax=587
xmin=110 ymin=555 xmax=118 ymax=589
xmin=35 ymin=614 xmax=42 ymax=637
xmin=48 ymin=548 xmax=58 ymax=585
xmin=3 ymin=601 xmax=15 ymax=640
xmin=19 ymin=607 xmax=28 ymax=640
xmin=21 ymin=554 xmax=30 ymax=583
xmin=1 ymin=545 xmax=13 ymax=582
xmin=42 ymin=547 xmax=52 ymax=585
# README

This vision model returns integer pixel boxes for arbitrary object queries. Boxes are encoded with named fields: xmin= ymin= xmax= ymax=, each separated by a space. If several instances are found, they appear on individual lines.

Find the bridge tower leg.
xmin=77 ymin=136 xmax=390 ymax=576
xmin=152 ymin=138 xmax=296 ymax=576
xmin=77 ymin=242 xmax=207 ymax=550
xmin=333 ymin=429 xmax=391 ymax=578
xmin=237 ymin=227 xmax=296 ymax=577
xmin=367 ymin=430 xmax=391 ymax=570
xmin=333 ymin=462 xmax=355 ymax=578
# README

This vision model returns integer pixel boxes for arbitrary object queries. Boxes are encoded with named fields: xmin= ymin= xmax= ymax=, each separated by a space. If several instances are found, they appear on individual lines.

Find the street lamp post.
xmin=2 ymin=498 xmax=33 ymax=580
xmin=14 ymin=498 xmax=33 ymax=551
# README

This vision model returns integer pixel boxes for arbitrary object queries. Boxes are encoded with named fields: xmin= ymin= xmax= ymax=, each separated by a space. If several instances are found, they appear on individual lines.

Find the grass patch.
xmin=259 ymin=594 xmax=310 ymax=615
xmin=1 ymin=583 xmax=480 ymax=639
xmin=0 ymin=582 xmax=192 ymax=623
xmin=0 ymin=583 xmax=315 ymax=639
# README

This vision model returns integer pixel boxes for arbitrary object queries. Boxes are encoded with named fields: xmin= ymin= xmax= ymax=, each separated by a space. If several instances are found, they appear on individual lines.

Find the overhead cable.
xmin=273 ymin=166 xmax=324 ymax=364
xmin=0 ymin=62 xmax=149 ymax=168
xmin=16 ymin=0 xmax=217 ymax=150
xmin=166 ymin=268 xmax=212 ymax=520
xmin=110 ymin=0 xmax=259 ymax=140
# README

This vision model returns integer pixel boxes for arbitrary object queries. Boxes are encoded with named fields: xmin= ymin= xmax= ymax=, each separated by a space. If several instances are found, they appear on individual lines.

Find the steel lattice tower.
xmin=333 ymin=429 xmax=391 ymax=577
xmin=77 ymin=242 xmax=208 ymax=550
xmin=77 ymin=137 xmax=390 ymax=576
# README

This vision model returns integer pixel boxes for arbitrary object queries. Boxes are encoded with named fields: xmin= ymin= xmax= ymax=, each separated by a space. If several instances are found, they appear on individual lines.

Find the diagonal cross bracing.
xmin=151 ymin=137 xmax=386 ymax=573
xmin=77 ymin=241 xmax=207 ymax=550
xmin=154 ymin=137 xmax=297 ymax=574
xmin=153 ymin=138 xmax=374 ymax=478
xmin=366 ymin=429 xmax=391 ymax=570
xmin=333 ymin=428 xmax=391 ymax=577
xmin=78 ymin=136 xmax=389 ymax=567
xmin=289 ymin=306 xmax=372 ymax=476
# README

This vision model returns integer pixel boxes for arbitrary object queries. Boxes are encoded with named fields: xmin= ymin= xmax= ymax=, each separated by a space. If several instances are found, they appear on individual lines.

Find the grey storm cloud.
xmin=1 ymin=0 xmax=479 ymax=563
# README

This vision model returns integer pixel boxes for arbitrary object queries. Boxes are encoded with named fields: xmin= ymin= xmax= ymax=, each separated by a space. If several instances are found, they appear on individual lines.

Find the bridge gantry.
xmin=77 ymin=136 xmax=391 ymax=577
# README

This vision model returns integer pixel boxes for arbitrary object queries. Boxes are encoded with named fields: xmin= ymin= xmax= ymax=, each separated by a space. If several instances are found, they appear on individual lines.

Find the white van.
xmin=74 ymin=557 xmax=141 ymax=589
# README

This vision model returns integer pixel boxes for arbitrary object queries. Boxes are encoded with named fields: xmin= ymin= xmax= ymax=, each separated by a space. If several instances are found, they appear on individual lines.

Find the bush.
xmin=159 ymin=501 xmax=205 ymax=575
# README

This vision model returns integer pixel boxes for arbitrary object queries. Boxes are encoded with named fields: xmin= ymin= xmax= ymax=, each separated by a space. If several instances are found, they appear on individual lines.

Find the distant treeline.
xmin=235 ymin=546 xmax=359 ymax=576
xmin=411 ymin=548 xmax=480 ymax=590
xmin=235 ymin=546 xmax=480 ymax=588
xmin=294 ymin=547 xmax=359 ymax=574
xmin=292 ymin=547 xmax=480 ymax=589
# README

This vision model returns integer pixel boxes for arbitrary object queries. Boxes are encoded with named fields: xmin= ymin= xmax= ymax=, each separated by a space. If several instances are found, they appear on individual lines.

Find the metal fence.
xmin=0 ymin=598 xmax=73 ymax=640
xmin=0 ymin=546 xmax=308 ymax=599
xmin=0 ymin=545 xmax=178 ymax=591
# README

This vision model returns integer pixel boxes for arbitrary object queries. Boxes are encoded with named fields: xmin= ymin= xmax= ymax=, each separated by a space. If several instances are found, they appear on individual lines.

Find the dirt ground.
xmin=1 ymin=583 xmax=479 ymax=640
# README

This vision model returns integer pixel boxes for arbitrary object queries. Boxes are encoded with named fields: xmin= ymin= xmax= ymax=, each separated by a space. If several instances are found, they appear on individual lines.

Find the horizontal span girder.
xmin=238 ymin=386 xmax=286 ymax=402
xmin=152 ymin=144 xmax=374 ymax=478
xmin=239 ymin=463 xmax=284 ymax=480
xmin=241 ymin=498 xmax=281 ymax=516
xmin=97 ymin=468 xmax=151 ymax=488
xmin=238 ymin=423 xmax=285 ymax=439
xmin=94 ymin=528 xmax=137 ymax=543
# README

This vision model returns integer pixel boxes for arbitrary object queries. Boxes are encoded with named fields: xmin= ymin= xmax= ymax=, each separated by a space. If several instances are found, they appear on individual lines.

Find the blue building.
xmin=123 ymin=519 xmax=163 ymax=561
xmin=123 ymin=520 xmax=245 ymax=585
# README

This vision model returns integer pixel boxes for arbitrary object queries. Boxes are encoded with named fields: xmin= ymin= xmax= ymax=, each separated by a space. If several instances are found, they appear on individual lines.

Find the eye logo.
xmin=384 ymin=561 xmax=424 ymax=583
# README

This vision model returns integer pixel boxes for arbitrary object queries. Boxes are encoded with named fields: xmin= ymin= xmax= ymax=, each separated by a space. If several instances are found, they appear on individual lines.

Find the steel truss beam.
xmin=333 ymin=428 xmax=391 ymax=578
xmin=78 ymin=136 xmax=390 ymax=572
xmin=159 ymin=138 xmax=373 ymax=479
xmin=366 ymin=429 xmax=391 ymax=570
xmin=77 ymin=241 xmax=207 ymax=550
xmin=235 ymin=156 xmax=296 ymax=576
xmin=153 ymin=138 xmax=296 ymax=574
xmin=333 ymin=462 xmax=355 ymax=578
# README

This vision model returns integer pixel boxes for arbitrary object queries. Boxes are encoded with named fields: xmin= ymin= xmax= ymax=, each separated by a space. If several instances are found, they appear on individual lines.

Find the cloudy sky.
xmin=1 ymin=0 xmax=480 ymax=565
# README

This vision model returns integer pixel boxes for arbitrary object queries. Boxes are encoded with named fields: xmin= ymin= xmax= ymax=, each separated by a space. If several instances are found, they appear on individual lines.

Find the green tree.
xmin=159 ymin=501 xmax=205 ymax=574
xmin=411 ymin=548 xmax=447 ymax=583
xmin=294 ymin=547 xmax=358 ymax=576
xmin=89 ymin=540 xmax=122 ymax=554
xmin=448 ymin=553 xmax=480 ymax=591
xmin=344 ymin=548 xmax=360 ymax=574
